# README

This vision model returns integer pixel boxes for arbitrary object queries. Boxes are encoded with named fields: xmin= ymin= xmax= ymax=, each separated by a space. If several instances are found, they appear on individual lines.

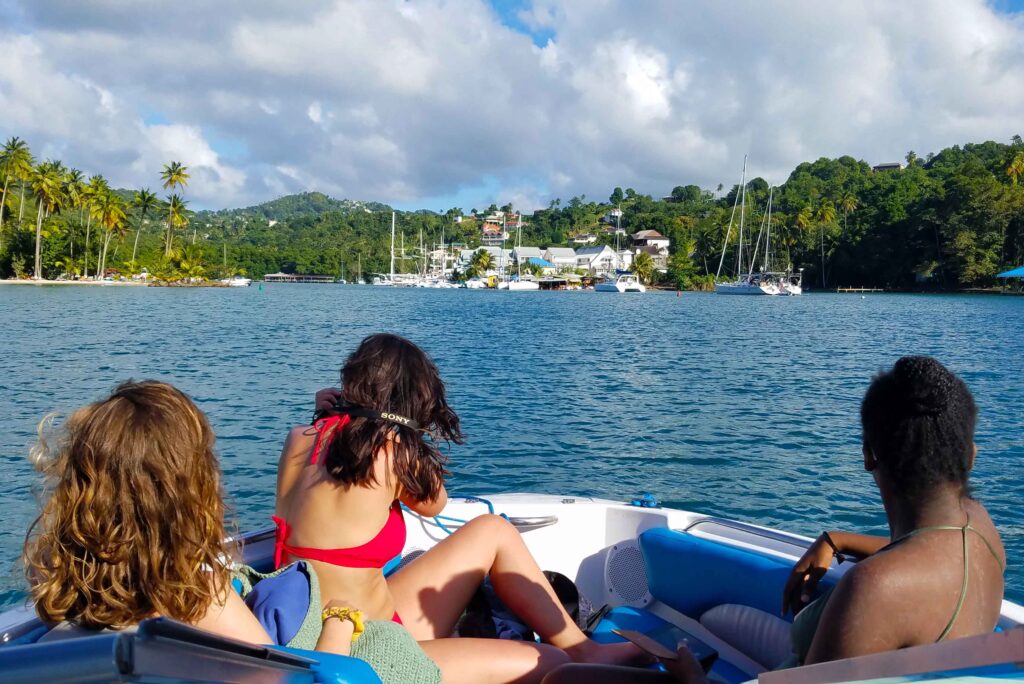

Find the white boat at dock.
xmin=220 ymin=276 xmax=252 ymax=287
xmin=1 ymin=492 xmax=1019 ymax=683
xmin=595 ymin=273 xmax=646 ymax=293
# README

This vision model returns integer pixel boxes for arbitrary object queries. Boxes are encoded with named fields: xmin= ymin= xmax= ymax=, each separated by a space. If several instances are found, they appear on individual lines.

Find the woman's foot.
xmin=566 ymin=638 xmax=653 ymax=666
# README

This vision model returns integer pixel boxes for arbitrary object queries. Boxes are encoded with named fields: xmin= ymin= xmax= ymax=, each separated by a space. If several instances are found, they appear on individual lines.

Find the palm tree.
xmin=906 ymin=150 xmax=918 ymax=167
xmin=0 ymin=137 xmax=33 ymax=252
xmin=165 ymin=194 xmax=190 ymax=255
xmin=63 ymin=169 xmax=85 ymax=264
xmin=1007 ymin=152 xmax=1024 ymax=186
xmin=82 ymin=175 xmax=108 ymax=278
xmin=131 ymin=188 xmax=158 ymax=267
xmin=632 ymin=251 xmax=655 ymax=285
xmin=471 ymin=248 xmax=494 ymax=274
xmin=30 ymin=161 xmax=66 ymax=279
xmin=839 ymin=192 xmax=858 ymax=234
xmin=160 ymin=161 xmax=190 ymax=256
xmin=815 ymin=200 xmax=838 ymax=289
xmin=795 ymin=205 xmax=813 ymax=233
xmin=96 ymin=190 xmax=128 ymax=277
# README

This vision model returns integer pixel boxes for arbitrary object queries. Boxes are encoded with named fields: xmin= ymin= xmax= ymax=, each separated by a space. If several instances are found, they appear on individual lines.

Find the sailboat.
xmin=715 ymin=158 xmax=803 ymax=296
xmin=507 ymin=213 xmax=539 ymax=291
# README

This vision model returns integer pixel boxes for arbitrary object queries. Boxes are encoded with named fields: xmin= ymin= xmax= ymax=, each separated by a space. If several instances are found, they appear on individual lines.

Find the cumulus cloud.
xmin=1 ymin=0 xmax=1022 ymax=209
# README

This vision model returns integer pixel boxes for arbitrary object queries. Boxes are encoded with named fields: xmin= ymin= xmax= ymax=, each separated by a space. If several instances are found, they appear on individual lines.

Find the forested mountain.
xmin=201 ymin=192 xmax=391 ymax=222
xmin=2 ymin=135 xmax=1023 ymax=289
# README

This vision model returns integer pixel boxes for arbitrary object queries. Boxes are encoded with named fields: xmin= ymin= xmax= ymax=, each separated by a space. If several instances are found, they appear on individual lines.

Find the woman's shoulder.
xmin=280 ymin=425 xmax=317 ymax=463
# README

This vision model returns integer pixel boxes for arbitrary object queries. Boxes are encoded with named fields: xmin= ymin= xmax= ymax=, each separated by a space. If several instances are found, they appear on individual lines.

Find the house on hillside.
xmin=600 ymin=207 xmax=623 ymax=223
xmin=543 ymin=247 xmax=577 ymax=271
xmin=872 ymin=162 xmax=903 ymax=172
xmin=512 ymin=246 xmax=542 ymax=264
xmin=575 ymin=245 xmax=619 ymax=275
xmin=635 ymin=244 xmax=669 ymax=273
xmin=528 ymin=257 xmax=557 ymax=275
xmin=456 ymin=246 xmax=513 ymax=274
xmin=631 ymin=230 xmax=670 ymax=250
xmin=571 ymin=233 xmax=598 ymax=245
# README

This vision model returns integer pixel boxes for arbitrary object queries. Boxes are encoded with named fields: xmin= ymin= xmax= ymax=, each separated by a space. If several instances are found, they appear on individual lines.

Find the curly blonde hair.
xmin=23 ymin=380 xmax=234 ymax=629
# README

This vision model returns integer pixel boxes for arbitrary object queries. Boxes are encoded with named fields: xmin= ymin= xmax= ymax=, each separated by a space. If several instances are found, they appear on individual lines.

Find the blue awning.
xmin=529 ymin=257 xmax=555 ymax=268
xmin=997 ymin=266 xmax=1024 ymax=278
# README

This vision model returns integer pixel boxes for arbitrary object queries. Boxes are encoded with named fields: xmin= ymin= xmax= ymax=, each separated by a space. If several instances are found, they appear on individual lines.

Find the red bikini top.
xmin=273 ymin=414 xmax=407 ymax=570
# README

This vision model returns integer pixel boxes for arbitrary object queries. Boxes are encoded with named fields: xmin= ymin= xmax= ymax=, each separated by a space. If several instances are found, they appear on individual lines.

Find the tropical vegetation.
xmin=1 ymin=134 xmax=1023 ymax=290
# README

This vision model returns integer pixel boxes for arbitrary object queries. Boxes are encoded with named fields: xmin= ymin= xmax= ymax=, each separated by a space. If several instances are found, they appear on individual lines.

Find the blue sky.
xmin=2 ymin=1 xmax=1023 ymax=211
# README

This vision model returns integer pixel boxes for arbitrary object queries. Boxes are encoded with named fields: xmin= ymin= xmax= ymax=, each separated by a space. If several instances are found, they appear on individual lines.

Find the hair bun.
xmin=893 ymin=356 xmax=953 ymax=416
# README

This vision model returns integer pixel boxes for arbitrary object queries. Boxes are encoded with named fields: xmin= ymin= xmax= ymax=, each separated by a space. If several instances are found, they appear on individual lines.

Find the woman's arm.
xmin=828 ymin=531 xmax=889 ymax=557
xmin=782 ymin=530 xmax=891 ymax=615
xmin=400 ymin=484 xmax=448 ymax=518
xmin=315 ymin=602 xmax=356 ymax=656
xmin=277 ymin=425 xmax=315 ymax=508
xmin=194 ymin=586 xmax=273 ymax=645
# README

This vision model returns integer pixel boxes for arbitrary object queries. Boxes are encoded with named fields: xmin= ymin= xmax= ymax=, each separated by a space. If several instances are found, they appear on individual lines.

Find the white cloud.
xmin=1 ymin=0 xmax=1023 ymax=209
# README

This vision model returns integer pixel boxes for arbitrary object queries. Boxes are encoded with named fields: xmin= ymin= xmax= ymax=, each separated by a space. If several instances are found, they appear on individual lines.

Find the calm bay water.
xmin=0 ymin=285 xmax=1021 ymax=608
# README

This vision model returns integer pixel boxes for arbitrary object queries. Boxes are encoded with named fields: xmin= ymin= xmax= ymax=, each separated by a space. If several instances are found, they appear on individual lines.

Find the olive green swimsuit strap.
xmin=894 ymin=514 xmax=1005 ymax=642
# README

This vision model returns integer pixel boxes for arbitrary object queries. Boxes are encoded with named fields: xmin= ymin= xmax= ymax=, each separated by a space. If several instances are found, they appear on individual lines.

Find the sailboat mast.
xmin=715 ymin=169 xmax=743 ymax=278
xmin=389 ymin=212 xmax=396 ymax=280
xmin=517 ymin=213 xmax=523 ymax=277
xmin=764 ymin=186 xmax=774 ymax=273
xmin=736 ymin=155 xmax=747 ymax=277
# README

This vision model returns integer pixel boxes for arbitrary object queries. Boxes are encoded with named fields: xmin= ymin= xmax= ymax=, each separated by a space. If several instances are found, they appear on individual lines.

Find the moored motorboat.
xmin=3 ymin=493 xmax=1019 ymax=683
xmin=595 ymin=274 xmax=646 ymax=293
xmin=507 ymin=278 xmax=539 ymax=291
xmin=220 ymin=275 xmax=252 ymax=287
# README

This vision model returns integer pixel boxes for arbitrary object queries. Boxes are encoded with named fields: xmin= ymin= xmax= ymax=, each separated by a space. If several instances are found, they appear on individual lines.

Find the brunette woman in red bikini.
xmin=276 ymin=333 xmax=642 ymax=684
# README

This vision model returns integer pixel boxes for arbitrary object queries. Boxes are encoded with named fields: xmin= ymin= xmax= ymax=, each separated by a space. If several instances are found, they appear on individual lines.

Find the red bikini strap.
xmin=271 ymin=515 xmax=289 ymax=569
xmin=310 ymin=414 xmax=350 ymax=465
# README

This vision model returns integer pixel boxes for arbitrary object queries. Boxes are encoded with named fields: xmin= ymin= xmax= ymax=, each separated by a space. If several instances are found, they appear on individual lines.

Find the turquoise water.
xmin=0 ymin=285 xmax=1021 ymax=609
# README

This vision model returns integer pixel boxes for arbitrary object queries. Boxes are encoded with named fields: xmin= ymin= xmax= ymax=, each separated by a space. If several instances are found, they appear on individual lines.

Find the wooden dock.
xmin=836 ymin=287 xmax=884 ymax=293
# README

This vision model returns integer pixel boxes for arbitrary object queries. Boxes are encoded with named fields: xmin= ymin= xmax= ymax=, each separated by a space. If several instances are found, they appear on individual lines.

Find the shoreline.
xmin=0 ymin=279 xmax=149 ymax=287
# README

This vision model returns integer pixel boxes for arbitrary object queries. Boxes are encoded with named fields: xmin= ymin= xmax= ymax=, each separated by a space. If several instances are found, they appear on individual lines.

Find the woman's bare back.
xmin=275 ymin=424 xmax=400 ymax=619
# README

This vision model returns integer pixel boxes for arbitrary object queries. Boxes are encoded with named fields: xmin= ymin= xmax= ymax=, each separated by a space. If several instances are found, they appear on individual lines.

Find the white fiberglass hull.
xmin=595 ymin=278 xmax=646 ymax=293
xmin=507 ymin=281 xmax=540 ymax=291
xmin=716 ymin=281 xmax=781 ymax=295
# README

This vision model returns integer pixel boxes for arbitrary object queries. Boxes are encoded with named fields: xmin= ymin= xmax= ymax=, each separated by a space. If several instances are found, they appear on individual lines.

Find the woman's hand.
xmin=782 ymin=535 xmax=835 ymax=616
xmin=315 ymin=600 xmax=360 ymax=656
xmin=315 ymin=388 xmax=342 ymax=414
xmin=660 ymin=643 xmax=709 ymax=684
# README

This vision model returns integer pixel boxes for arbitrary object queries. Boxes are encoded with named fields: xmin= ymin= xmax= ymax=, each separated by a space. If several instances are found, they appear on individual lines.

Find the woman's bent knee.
xmin=461 ymin=513 xmax=516 ymax=537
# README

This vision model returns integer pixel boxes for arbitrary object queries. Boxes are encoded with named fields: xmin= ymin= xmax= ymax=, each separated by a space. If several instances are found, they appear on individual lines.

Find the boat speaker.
xmin=603 ymin=540 xmax=652 ymax=607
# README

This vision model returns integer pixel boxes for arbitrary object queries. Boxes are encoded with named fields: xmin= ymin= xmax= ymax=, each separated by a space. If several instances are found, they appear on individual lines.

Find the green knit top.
xmin=232 ymin=563 xmax=441 ymax=684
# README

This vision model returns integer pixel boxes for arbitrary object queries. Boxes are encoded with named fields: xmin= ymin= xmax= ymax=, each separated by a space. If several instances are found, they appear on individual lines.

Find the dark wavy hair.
xmin=321 ymin=334 xmax=461 ymax=502
xmin=860 ymin=356 xmax=977 ymax=500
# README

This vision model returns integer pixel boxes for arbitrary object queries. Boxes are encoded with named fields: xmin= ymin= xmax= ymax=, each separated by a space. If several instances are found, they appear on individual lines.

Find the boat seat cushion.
xmin=638 ymin=528 xmax=835 ymax=620
xmin=700 ymin=603 xmax=792 ymax=670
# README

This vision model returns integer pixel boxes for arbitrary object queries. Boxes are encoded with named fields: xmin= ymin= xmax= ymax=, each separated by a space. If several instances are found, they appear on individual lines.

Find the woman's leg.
xmin=420 ymin=638 xmax=570 ymax=684
xmin=388 ymin=514 xmax=643 ymax=664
